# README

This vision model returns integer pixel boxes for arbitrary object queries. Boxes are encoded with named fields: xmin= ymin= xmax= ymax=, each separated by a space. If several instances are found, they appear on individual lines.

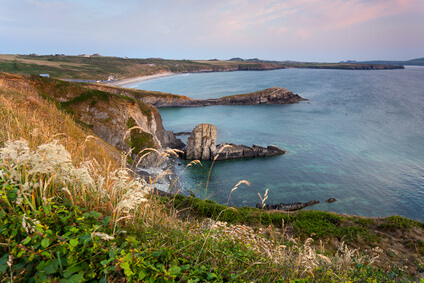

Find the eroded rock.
xmin=184 ymin=124 xmax=285 ymax=161
xmin=214 ymin=143 xmax=285 ymax=160
xmin=185 ymin=123 xmax=217 ymax=160
xmin=257 ymin=200 xmax=320 ymax=211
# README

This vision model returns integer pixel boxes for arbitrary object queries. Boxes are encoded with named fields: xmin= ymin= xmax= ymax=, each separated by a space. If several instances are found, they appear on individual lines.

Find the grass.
xmin=1 ymin=54 xmax=402 ymax=82
xmin=0 ymin=55 xmax=285 ymax=80
xmin=0 ymin=71 xmax=423 ymax=281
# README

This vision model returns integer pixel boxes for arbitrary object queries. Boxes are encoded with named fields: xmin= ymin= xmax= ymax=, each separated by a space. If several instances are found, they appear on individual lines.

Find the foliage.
xmin=126 ymin=117 xmax=157 ymax=155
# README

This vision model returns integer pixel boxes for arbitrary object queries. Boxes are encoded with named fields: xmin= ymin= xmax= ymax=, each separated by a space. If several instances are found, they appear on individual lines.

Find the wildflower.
xmin=15 ymin=191 xmax=23 ymax=205
xmin=29 ymin=140 xmax=72 ymax=175
xmin=71 ymin=166 xmax=94 ymax=186
xmin=92 ymin=232 xmax=114 ymax=241
xmin=7 ymin=254 xmax=14 ymax=268
xmin=22 ymin=214 xmax=39 ymax=234
xmin=0 ymin=140 xmax=31 ymax=164
xmin=115 ymin=172 xmax=149 ymax=213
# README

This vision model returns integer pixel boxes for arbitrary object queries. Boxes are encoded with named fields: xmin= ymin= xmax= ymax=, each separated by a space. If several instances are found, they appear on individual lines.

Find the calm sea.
xmin=128 ymin=67 xmax=424 ymax=221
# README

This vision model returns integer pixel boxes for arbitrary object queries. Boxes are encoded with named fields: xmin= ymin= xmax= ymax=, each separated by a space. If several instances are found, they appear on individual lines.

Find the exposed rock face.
xmin=88 ymin=85 xmax=305 ymax=108
xmin=185 ymin=124 xmax=217 ymax=160
xmin=184 ymin=124 xmax=285 ymax=161
xmin=157 ymin=87 xmax=305 ymax=107
xmin=210 ymin=87 xmax=305 ymax=106
xmin=257 ymin=200 xmax=320 ymax=211
xmin=214 ymin=143 xmax=285 ymax=160
xmin=0 ymin=73 xmax=184 ymax=168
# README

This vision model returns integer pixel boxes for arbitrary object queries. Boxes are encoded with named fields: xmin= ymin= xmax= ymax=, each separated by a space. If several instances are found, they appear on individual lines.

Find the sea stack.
xmin=185 ymin=123 xmax=217 ymax=160
xmin=184 ymin=123 xmax=286 ymax=161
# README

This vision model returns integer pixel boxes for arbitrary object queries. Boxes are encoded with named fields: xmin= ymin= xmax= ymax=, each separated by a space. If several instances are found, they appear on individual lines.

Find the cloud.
xmin=0 ymin=0 xmax=422 ymax=60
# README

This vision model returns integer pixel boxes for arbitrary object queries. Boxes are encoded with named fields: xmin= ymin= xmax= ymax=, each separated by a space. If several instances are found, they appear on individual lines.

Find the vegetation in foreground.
xmin=1 ymin=76 xmax=424 ymax=282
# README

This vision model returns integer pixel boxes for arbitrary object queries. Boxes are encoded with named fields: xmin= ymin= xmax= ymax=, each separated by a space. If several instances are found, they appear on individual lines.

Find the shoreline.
xmin=107 ymin=72 xmax=176 ymax=87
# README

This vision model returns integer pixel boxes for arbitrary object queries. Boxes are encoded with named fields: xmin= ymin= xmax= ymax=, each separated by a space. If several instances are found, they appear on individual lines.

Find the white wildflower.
xmin=0 ymin=140 xmax=31 ymax=164
xmin=92 ymin=232 xmax=114 ymax=241
xmin=111 ymin=169 xmax=131 ymax=190
xmin=15 ymin=191 xmax=23 ymax=205
xmin=22 ymin=214 xmax=39 ymax=234
xmin=70 ymin=167 xmax=94 ymax=186
xmin=116 ymin=175 xmax=149 ymax=213
xmin=29 ymin=140 xmax=72 ymax=175
xmin=7 ymin=254 xmax=14 ymax=268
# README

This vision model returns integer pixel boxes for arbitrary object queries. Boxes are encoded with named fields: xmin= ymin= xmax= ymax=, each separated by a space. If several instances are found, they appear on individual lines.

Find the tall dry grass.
xmin=0 ymin=87 xmax=120 ymax=169
xmin=0 ymin=85 xmax=188 ymax=235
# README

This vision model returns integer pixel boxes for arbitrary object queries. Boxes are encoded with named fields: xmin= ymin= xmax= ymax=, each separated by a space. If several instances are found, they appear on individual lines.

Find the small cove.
xmin=129 ymin=67 xmax=424 ymax=221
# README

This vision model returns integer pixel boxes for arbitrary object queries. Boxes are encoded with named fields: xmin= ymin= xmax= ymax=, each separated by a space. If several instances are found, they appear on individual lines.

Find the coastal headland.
xmin=1 ymin=70 xmax=424 ymax=281
xmin=0 ymin=54 xmax=404 ymax=82
xmin=87 ymin=85 xmax=306 ymax=107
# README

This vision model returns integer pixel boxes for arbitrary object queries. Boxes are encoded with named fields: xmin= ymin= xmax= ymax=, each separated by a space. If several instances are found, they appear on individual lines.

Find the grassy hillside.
xmin=0 ymin=55 xmax=285 ymax=80
xmin=359 ymin=57 xmax=424 ymax=66
xmin=0 ymin=54 xmax=405 ymax=82
xmin=1 ymin=72 xmax=423 ymax=281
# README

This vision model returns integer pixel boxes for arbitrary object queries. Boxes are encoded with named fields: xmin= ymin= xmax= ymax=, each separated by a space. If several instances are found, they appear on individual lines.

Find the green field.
xmin=0 ymin=54 xmax=403 ymax=81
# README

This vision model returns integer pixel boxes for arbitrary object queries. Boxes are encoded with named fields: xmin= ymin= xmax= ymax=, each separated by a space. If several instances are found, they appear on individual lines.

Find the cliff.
xmin=83 ymin=84 xmax=194 ymax=107
xmin=0 ymin=73 xmax=183 ymax=167
xmin=87 ymin=85 xmax=305 ymax=108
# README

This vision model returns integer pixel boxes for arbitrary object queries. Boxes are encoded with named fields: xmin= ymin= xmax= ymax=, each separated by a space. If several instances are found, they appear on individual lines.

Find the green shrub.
xmin=378 ymin=215 xmax=424 ymax=231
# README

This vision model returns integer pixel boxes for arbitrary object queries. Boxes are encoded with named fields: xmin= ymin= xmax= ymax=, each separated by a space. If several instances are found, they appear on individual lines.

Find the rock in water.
xmin=214 ymin=143 xmax=285 ymax=160
xmin=186 ymin=123 xmax=217 ymax=160
xmin=184 ymin=124 xmax=285 ymax=161
xmin=256 ymin=200 xmax=320 ymax=211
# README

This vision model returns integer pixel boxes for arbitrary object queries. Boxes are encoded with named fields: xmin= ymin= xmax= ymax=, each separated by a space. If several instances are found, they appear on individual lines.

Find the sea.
xmin=127 ymin=66 xmax=424 ymax=221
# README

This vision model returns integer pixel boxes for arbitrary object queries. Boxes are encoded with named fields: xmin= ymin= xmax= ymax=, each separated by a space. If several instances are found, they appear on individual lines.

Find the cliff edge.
xmin=87 ymin=85 xmax=305 ymax=107
xmin=0 ymin=73 xmax=184 ymax=167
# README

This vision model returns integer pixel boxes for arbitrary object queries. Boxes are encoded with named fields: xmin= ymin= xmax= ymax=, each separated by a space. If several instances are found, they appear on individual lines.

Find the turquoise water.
xmin=129 ymin=67 xmax=424 ymax=221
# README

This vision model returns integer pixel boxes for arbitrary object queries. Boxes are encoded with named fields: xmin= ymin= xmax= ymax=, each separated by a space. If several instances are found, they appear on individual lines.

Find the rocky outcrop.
xmin=214 ymin=143 xmax=285 ymax=160
xmin=84 ymin=84 xmax=194 ymax=108
xmin=185 ymin=124 xmax=217 ymax=160
xmin=87 ymin=85 xmax=305 ymax=108
xmin=257 ymin=200 xmax=320 ymax=211
xmin=155 ymin=87 xmax=305 ymax=107
xmin=183 ymin=123 xmax=285 ymax=161
xmin=208 ymin=87 xmax=305 ymax=105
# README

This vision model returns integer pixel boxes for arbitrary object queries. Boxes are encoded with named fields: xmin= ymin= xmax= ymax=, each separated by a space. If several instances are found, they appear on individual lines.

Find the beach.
xmin=107 ymin=72 xmax=176 ymax=87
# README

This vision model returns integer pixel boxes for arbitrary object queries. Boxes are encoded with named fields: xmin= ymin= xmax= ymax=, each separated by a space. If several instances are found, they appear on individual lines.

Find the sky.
xmin=1 ymin=0 xmax=423 ymax=62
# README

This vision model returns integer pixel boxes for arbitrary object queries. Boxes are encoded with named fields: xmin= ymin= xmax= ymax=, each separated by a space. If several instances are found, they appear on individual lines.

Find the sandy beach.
xmin=107 ymin=72 xmax=176 ymax=87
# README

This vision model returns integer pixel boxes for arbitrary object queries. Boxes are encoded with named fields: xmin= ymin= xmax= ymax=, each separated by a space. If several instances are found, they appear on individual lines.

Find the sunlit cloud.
xmin=0 ymin=0 xmax=423 ymax=61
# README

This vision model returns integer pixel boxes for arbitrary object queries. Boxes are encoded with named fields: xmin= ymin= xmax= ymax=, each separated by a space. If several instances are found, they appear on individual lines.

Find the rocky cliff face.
xmin=0 ymin=73 xmax=183 ymax=167
xmin=84 ymin=84 xmax=194 ymax=108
